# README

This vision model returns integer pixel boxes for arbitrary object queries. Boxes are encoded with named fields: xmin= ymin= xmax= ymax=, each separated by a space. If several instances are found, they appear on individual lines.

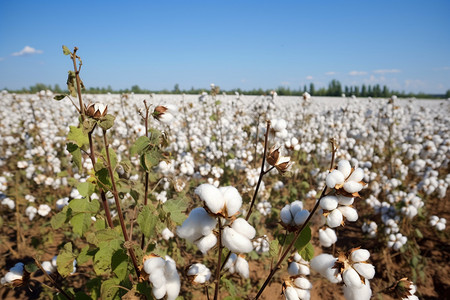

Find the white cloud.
xmin=325 ymin=71 xmax=336 ymax=76
xmin=306 ymin=75 xmax=313 ymax=80
xmin=12 ymin=46 xmax=43 ymax=56
xmin=373 ymin=69 xmax=401 ymax=74
xmin=349 ymin=71 xmax=367 ymax=76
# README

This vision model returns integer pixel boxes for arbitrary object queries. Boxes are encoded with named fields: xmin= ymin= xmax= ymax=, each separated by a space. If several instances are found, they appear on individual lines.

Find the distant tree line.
xmin=3 ymin=80 xmax=449 ymax=99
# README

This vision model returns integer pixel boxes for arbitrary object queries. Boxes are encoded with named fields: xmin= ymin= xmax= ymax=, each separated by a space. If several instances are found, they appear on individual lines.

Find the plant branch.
xmin=34 ymin=258 xmax=74 ymax=300
xmin=102 ymin=129 xmax=140 ymax=277
xmin=71 ymin=47 xmax=84 ymax=119
xmin=213 ymin=217 xmax=223 ymax=300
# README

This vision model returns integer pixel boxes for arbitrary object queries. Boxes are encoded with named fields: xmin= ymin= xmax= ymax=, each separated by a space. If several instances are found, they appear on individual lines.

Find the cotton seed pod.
xmin=338 ymin=206 xmax=358 ymax=222
xmin=222 ymin=227 xmax=253 ymax=253
xmin=284 ymin=285 xmax=300 ymax=300
xmin=343 ymin=267 xmax=364 ymax=289
xmin=348 ymin=168 xmax=364 ymax=182
xmin=320 ymin=196 xmax=339 ymax=210
xmin=294 ymin=210 xmax=310 ymax=225
xmin=353 ymin=263 xmax=375 ymax=280
xmin=294 ymin=277 xmax=312 ymax=290
xmin=326 ymin=209 xmax=343 ymax=228
xmin=143 ymin=256 xmax=166 ymax=275
xmin=152 ymin=285 xmax=167 ymax=299
xmin=326 ymin=169 xmax=345 ymax=189
xmin=219 ymin=186 xmax=242 ymax=216
xmin=84 ymin=102 xmax=108 ymax=119
xmin=195 ymin=184 xmax=225 ymax=214
xmin=343 ymin=278 xmax=372 ymax=300
xmin=337 ymin=160 xmax=352 ymax=178
xmin=281 ymin=205 xmax=293 ymax=224
xmin=343 ymin=181 xmax=363 ymax=194
xmin=196 ymin=232 xmax=217 ymax=254
xmin=337 ymin=194 xmax=354 ymax=205
xmin=231 ymin=218 xmax=256 ymax=239
xmin=351 ymin=249 xmax=370 ymax=262
xmin=290 ymin=200 xmax=304 ymax=216
xmin=235 ymin=255 xmax=249 ymax=278
xmin=319 ymin=228 xmax=337 ymax=247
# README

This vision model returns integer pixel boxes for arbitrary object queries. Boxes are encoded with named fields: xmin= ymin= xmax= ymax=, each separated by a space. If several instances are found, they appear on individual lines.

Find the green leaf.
xmin=62 ymin=45 xmax=71 ymax=55
xmin=299 ymin=242 xmax=315 ymax=261
xmin=93 ymin=239 xmax=122 ymax=275
xmin=101 ymin=147 xmax=117 ymax=171
xmin=69 ymin=197 xmax=100 ymax=214
xmin=96 ymin=168 xmax=112 ymax=190
xmin=77 ymin=182 xmax=95 ymax=198
xmin=222 ymin=278 xmax=236 ymax=297
xmin=70 ymin=213 xmax=91 ymax=236
xmin=77 ymin=245 xmax=96 ymax=265
xmin=67 ymin=70 xmax=77 ymax=97
xmin=74 ymin=292 xmax=91 ymax=300
xmin=111 ymin=249 xmax=129 ymax=281
xmin=51 ymin=206 xmax=70 ymax=229
xmin=163 ymin=196 xmax=188 ymax=225
xmin=25 ymin=262 xmax=38 ymax=273
xmin=136 ymin=281 xmax=152 ymax=299
xmin=148 ymin=128 xmax=162 ymax=145
xmin=269 ymin=240 xmax=279 ymax=258
xmin=294 ymin=226 xmax=311 ymax=252
xmin=130 ymin=136 xmax=151 ymax=156
xmin=57 ymin=243 xmax=76 ymax=276
xmin=100 ymin=277 xmax=121 ymax=300
xmin=415 ymin=228 xmax=423 ymax=239
xmin=82 ymin=118 xmax=98 ymax=133
xmin=86 ymin=278 xmax=102 ymax=300
xmin=98 ymin=114 xmax=115 ymax=131
xmin=68 ymin=126 xmax=89 ymax=148
xmin=87 ymin=228 xmax=123 ymax=247
xmin=144 ymin=148 xmax=162 ymax=170
xmin=53 ymin=94 xmax=67 ymax=101
xmin=137 ymin=205 xmax=157 ymax=239
xmin=67 ymin=142 xmax=82 ymax=169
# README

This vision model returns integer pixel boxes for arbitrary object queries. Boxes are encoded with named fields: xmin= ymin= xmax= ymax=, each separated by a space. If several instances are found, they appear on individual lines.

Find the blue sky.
xmin=1 ymin=0 xmax=449 ymax=93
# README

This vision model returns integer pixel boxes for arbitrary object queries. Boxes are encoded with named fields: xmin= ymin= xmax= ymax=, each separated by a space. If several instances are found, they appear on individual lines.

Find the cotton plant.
xmin=142 ymin=255 xmax=180 ymax=300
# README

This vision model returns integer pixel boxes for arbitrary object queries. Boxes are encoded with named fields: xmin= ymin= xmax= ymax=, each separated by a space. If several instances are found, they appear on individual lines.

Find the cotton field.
xmin=0 ymin=89 xmax=449 ymax=299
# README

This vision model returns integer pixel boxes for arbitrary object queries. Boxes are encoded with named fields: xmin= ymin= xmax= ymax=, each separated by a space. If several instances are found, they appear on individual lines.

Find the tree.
xmin=361 ymin=84 xmax=367 ymax=97
xmin=173 ymin=83 xmax=180 ymax=93
xmin=309 ymin=83 xmax=315 ymax=95
xmin=327 ymin=79 xmax=342 ymax=96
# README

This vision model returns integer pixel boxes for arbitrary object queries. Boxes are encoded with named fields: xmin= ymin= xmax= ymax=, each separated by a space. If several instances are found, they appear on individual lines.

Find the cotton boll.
xmin=290 ymin=200 xmax=304 ymax=216
xmin=224 ymin=253 xmax=237 ymax=273
xmin=195 ymin=184 xmax=225 ymax=214
xmin=338 ymin=160 xmax=352 ymax=178
xmin=41 ymin=261 xmax=56 ymax=274
xmin=351 ymin=249 xmax=370 ymax=262
xmin=235 ymin=256 xmax=249 ymax=278
xmin=348 ymin=168 xmax=364 ymax=182
xmin=219 ymin=186 xmax=242 ymax=216
xmin=294 ymin=277 xmax=312 ymax=290
xmin=326 ymin=170 xmax=345 ymax=188
xmin=162 ymin=227 xmax=174 ymax=240
xmin=196 ymin=232 xmax=217 ymax=254
xmin=165 ymin=268 xmax=180 ymax=300
xmin=149 ymin=269 xmax=167 ymax=288
xmin=337 ymin=194 xmax=354 ymax=205
xmin=143 ymin=257 xmax=166 ymax=275
xmin=343 ymin=181 xmax=363 ymax=194
xmin=231 ymin=218 xmax=256 ymax=239
xmin=177 ymin=207 xmax=217 ymax=242
xmin=152 ymin=285 xmax=167 ymax=299
xmin=319 ymin=228 xmax=337 ymax=247
xmin=320 ymin=196 xmax=339 ymax=210
xmin=310 ymin=254 xmax=342 ymax=283
xmin=3 ymin=263 xmax=24 ymax=283
xmin=281 ymin=205 xmax=293 ymax=224
xmin=338 ymin=206 xmax=358 ymax=222
xmin=342 ymin=278 xmax=372 ymax=300
xmin=294 ymin=210 xmax=310 ymax=225
xmin=284 ymin=286 xmax=300 ymax=300
xmin=222 ymin=227 xmax=253 ymax=253
xmin=326 ymin=209 xmax=343 ymax=228
xmin=343 ymin=268 xmax=363 ymax=289
xmin=353 ymin=263 xmax=375 ymax=280
xmin=295 ymin=288 xmax=311 ymax=300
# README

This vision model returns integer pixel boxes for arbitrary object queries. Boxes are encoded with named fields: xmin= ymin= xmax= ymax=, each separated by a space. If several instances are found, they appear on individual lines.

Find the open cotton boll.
xmin=320 ymin=196 xmax=339 ymax=210
xmin=235 ymin=256 xmax=250 ymax=278
xmin=319 ymin=228 xmax=337 ymax=247
xmin=285 ymin=286 xmax=299 ymax=300
xmin=343 ymin=268 xmax=363 ymax=289
xmin=231 ymin=218 xmax=256 ymax=239
xmin=224 ymin=253 xmax=237 ymax=273
xmin=348 ymin=168 xmax=364 ymax=182
xmin=149 ymin=269 xmax=166 ymax=288
xmin=196 ymin=232 xmax=217 ymax=254
xmin=294 ymin=210 xmax=310 ymax=225
xmin=326 ymin=170 xmax=345 ymax=188
xmin=326 ymin=209 xmax=343 ymax=228
xmin=342 ymin=278 xmax=372 ymax=300
xmin=143 ymin=257 xmax=166 ymax=275
xmin=310 ymin=254 xmax=342 ymax=283
xmin=294 ymin=277 xmax=312 ymax=290
xmin=222 ymin=227 xmax=254 ymax=253
xmin=187 ymin=263 xmax=211 ymax=283
xmin=219 ymin=186 xmax=242 ymax=216
xmin=165 ymin=270 xmax=180 ymax=300
xmin=338 ymin=160 xmax=352 ymax=178
xmin=152 ymin=285 xmax=167 ymax=299
xmin=195 ymin=184 xmax=225 ymax=214
xmin=41 ymin=261 xmax=56 ymax=274
xmin=343 ymin=181 xmax=363 ymax=194
xmin=290 ymin=200 xmax=304 ymax=216
xmin=177 ymin=207 xmax=217 ymax=242
xmin=338 ymin=206 xmax=358 ymax=222
xmin=4 ymin=262 xmax=24 ymax=283
xmin=337 ymin=194 xmax=354 ymax=205
xmin=351 ymin=249 xmax=370 ymax=262
xmin=353 ymin=263 xmax=375 ymax=279
xmin=281 ymin=205 xmax=293 ymax=224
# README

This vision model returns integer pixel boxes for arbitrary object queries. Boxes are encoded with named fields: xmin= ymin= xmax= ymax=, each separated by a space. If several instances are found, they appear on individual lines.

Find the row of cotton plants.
xmin=0 ymin=71 xmax=448 ymax=300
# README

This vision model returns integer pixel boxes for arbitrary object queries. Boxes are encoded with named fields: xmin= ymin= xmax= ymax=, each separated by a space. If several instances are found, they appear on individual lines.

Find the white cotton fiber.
xmin=338 ymin=206 xmax=358 ymax=222
xmin=231 ymin=218 xmax=256 ymax=239
xmin=196 ymin=232 xmax=217 ymax=254
xmin=222 ymin=227 xmax=253 ymax=253
xmin=320 ymin=196 xmax=339 ymax=210
xmin=220 ymin=186 xmax=242 ymax=216
xmin=195 ymin=183 xmax=225 ymax=214
xmin=337 ymin=160 xmax=352 ymax=178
